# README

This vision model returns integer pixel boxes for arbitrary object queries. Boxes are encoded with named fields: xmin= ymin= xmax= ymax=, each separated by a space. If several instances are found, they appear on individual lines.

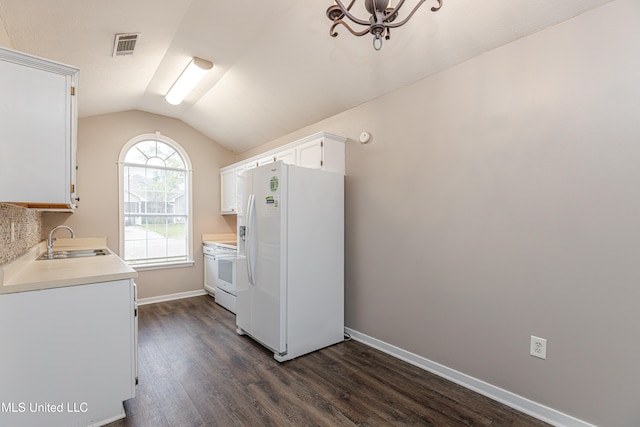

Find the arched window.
xmin=118 ymin=133 xmax=193 ymax=267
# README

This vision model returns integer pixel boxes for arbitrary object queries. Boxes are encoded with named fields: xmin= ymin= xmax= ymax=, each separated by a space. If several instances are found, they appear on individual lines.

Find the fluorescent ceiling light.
xmin=165 ymin=57 xmax=213 ymax=105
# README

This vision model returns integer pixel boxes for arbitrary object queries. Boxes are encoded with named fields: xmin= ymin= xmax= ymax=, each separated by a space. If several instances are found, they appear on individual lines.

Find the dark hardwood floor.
xmin=107 ymin=296 xmax=550 ymax=427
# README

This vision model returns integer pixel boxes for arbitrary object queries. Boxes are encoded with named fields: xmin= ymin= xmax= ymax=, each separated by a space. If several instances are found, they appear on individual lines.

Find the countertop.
xmin=0 ymin=238 xmax=137 ymax=295
xmin=202 ymin=233 xmax=237 ymax=246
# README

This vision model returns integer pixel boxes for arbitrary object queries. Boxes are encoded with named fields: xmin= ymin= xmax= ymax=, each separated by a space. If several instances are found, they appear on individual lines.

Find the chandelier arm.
xmin=330 ymin=20 xmax=374 ymax=38
xmin=327 ymin=0 xmax=445 ymax=50
xmin=391 ymin=0 xmax=409 ymax=14
xmin=334 ymin=0 xmax=372 ymax=26
xmin=385 ymin=0 xmax=439 ymax=28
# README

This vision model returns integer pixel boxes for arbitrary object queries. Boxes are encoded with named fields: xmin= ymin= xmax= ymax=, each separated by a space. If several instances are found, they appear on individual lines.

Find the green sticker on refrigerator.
xmin=270 ymin=176 xmax=279 ymax=192
xmin=266 ymin=195 xmax=279 ymax=212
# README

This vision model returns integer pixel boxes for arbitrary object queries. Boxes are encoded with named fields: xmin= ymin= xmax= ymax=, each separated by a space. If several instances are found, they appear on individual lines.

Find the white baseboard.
xmin=344 ymin=328 xmax=595 ymax=427
xmin=138 ymin=289 xmax=208 ymax=305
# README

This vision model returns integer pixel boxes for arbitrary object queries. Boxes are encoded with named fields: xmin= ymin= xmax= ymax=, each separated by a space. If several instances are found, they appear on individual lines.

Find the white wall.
xmin=240 ymin=1 xmax=640 ymax=425
xmin=0 ymin=23 xmax=10 ymax=48
xmin=44 ymin=110 xmax=237 ymax=299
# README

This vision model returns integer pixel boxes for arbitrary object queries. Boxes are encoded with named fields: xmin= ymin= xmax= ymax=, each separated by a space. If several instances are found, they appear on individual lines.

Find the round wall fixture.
xmin=359 ymin=131 xmax=371 ymax=144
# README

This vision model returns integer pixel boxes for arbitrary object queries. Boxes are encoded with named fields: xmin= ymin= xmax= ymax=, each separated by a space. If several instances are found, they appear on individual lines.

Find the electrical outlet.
xmin=530 ymin=336 xmax=547 ymax=359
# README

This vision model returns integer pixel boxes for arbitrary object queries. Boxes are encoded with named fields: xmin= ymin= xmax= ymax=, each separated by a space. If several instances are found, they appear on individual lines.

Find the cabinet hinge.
xmin=70 ymin=87 xmax=76 ymax=96
xmin=320 ymin=140 xmax=324 ymax=147
xmin=320 ymin=160 xmax=324 ymax=167
xmin=70 ymin=184 xmax=75 ymax=193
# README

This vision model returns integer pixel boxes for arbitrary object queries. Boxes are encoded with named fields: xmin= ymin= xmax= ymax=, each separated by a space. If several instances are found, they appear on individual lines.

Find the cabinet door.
xmin=296 ymin=139 xmax=323 ymax=169
xmin=239 ymin=157 xmax=272 ymax=175
xmin=218 ymin=133 xmax=345 ymax=216
xmin=220 ymin=168 xmax=236 ymax=214
xmin=0 ymin=279 xmax=136 ymax=426
xmin=257 ymin=155 xmax=275 ymax=166
xmin=234 ymin=166 xmax=245 ymax=214
xmin=275 ymin=148 xmax=296 ymax=165
xmin=0 ymin=47 xmax=78 ymax=209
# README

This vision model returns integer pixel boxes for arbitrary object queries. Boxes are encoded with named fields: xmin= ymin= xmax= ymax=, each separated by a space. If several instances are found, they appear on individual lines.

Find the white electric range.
xmin=203 ymin=239 xmax=237 ymax=314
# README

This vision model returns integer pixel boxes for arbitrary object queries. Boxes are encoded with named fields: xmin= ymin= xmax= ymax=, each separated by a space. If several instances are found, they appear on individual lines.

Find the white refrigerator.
xmin=236 ymin=161 xmax=344 ymax=362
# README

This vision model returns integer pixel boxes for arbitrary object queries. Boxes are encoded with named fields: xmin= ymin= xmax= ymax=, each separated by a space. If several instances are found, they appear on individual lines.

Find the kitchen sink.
xmin=37 ymin=249 xmax=109 ymax=260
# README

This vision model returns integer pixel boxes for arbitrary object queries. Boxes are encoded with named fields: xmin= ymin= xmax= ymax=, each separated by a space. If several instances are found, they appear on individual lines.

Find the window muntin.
xmin=120 ymin=136 xmax=191 ymax=266
xmin=124 ymin=140 xmax=185 ymax=169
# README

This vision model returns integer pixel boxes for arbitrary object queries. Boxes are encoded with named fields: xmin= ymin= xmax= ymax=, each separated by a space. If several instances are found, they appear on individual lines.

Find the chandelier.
xmin=326 ymin=0 xmax=443 ymax=51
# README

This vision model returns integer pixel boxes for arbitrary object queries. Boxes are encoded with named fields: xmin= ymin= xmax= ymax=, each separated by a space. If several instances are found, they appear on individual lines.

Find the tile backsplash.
xmin=0 ymin=203 xmax=42 ymax=265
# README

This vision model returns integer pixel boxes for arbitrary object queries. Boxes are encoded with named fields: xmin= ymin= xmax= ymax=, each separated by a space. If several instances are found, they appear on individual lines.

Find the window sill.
xmin=130 ymin=260 xmax=195 ymax=272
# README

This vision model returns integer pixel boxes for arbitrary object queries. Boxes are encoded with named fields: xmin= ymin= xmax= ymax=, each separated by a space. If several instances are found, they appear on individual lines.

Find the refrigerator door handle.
xmin=246 ymin=193 xmax=256 ymax=285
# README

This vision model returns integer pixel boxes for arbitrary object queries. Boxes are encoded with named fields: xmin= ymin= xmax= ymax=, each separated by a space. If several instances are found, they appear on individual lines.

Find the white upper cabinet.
xmin=274 ymin=148 xmax=296 ymax=165
xmin=294 ymin=133 xmax=346 ymax=174
xmin=219 ymin=132 xmax=346 ymax=215
xmin=257 ymin=155 xmax=275 ymax=167
xmin=0 ymin=47 xmax=79 ymax=210
xmin=220 ymin=168 xmax=237 ymax=214
xmin=296 ymin=139 xmax=324 ymax=170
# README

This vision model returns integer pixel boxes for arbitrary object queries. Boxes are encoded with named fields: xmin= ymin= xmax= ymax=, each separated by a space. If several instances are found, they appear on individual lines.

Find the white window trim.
xmin=131 ymin=260 xmax=195 ymax=272
xmin=117 ymin=131 xmax=194 ymax=269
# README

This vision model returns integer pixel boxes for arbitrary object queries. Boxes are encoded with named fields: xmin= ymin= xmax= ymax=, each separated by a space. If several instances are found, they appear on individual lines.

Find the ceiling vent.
xmin=112 ymin=33 xmax=140 ymax=56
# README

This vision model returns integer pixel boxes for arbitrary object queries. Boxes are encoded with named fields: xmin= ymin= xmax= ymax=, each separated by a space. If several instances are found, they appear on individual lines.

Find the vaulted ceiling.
xmin=0 ymin=0 xmax=614 ymax=153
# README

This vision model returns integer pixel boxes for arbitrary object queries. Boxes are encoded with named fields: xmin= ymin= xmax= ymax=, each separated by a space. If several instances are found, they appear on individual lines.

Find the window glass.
xmin=121 ymin=137 xmax=190 ymax=265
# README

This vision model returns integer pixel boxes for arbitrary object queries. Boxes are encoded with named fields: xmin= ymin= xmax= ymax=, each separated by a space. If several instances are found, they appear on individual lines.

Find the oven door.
xmin=214 ymin=256 xmax=236 ymax=294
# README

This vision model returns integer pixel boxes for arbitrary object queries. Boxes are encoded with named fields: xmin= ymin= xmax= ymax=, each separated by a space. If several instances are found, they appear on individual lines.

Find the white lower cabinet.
xmin=0 ymin=279 xmax=137 ymax=427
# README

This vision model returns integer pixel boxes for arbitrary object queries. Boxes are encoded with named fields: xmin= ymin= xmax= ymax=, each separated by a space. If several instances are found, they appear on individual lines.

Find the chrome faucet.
xmin=47 ymin=225 xmax=75 ymax=257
